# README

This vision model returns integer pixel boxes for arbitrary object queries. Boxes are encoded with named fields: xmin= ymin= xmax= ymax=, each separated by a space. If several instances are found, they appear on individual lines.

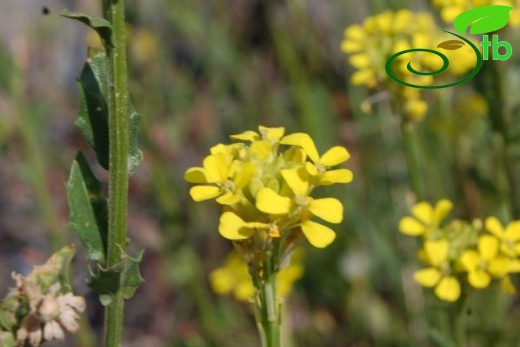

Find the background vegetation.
xmin=1 ymin=0 xmax=520 ymax=346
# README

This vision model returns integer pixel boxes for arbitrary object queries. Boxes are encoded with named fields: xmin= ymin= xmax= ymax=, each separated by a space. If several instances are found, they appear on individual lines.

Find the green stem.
xmin=452 ymin=294 xmax=467 ymax=347
xmin=254 ymin=262 xmax=281 ymax=347
xmin=400 ymin=121 xmax=425 ymax=201
xmin=483 ymin=61 xmax=518 ymax=218
xmin=102 ymin=0 xmax=130 ymax=346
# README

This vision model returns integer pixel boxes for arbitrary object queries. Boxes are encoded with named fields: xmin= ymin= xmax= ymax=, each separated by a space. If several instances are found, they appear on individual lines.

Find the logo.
xmin=386 ymin=5 xmax=513 ymax=89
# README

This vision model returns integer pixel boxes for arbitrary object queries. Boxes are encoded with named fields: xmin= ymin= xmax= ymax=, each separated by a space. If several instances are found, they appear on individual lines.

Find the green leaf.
xmin=67 ymin=152 xmax=108 ymax=261
xmin=88 ymin=250 xmax=145 ymax=305
xmin=437 ymin=40 xmax=465 ymax=50
xmin=127 ymin=103 xmax=143 ymax=175
xmin=61 ymin=10 xmax=114 ymax=48
xmin=77 ymin=54 xmax=110 ymax=170
xmin=453 ymin=5 xmax=513 ymax=35
xmin=77 ymin=53 xmax=143 ymax=174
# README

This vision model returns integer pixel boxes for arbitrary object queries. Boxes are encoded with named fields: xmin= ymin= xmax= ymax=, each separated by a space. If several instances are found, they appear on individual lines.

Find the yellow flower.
xmin=184 ymin=153 xmax=256 ymax=205
xmin=341 ymin=9 xmax=479 ymax=121
xmin=485 ymin=217 xmax=520 ymax=257
xmin=218 ymin=212 xmax=272 ymax=240
xmin=399 ymin=200 xmax=453 ymax=237
xmin=460 ymin=235 xmax=511 ymax=288
xmin=185 ymin=126 xmax=352 ymax=250
xmin=210 ymin=252 xmax=255 ymax=301
xmin=230 ymin=126 xmax=285 ymax=143
xmin=414 ymin=239 xmax=461 ymax=302
xmin=209 ymin=250 xmax=304 ymax=301
xmin=279 ymin=133 xmax=354 ymax=185
xmin=255 ymin=166 xmax=343 ymax=249
xmin=433 ymin=0 xmax=520 ymax=27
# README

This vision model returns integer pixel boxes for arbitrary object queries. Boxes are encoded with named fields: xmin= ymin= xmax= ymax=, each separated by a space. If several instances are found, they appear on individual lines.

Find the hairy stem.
xmin=102 ymin=0 xmax=130 ymax=346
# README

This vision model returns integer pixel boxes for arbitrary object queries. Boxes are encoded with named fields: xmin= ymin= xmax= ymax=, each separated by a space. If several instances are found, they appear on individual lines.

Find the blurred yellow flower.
xmin=460 ymin=234 xmax=511 ymax=288
xmin=399 ymin=200 xmax=453 ymax=237
xmin=209 ymin=250 xmax=304 ymax=301
xmin=414 ymin=239 xmax=461 ymax=301
xmin=485 ymin=217 xmax=520 ymax=257
xmin=341 ymin=10 xmax=479 ymax=121
xmin=432 ymin=0 xmax=520 ymax=26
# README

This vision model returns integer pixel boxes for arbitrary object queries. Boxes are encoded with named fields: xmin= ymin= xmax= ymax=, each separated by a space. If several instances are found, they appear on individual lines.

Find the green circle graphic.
xmin=385 ymin=31 xmax=483 ymax=89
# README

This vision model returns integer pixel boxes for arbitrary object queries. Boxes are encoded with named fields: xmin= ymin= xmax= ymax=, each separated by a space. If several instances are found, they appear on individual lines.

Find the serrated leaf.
xmin=453 ymin=5 xmax=513 ymax=35
xmin=88 ymin=250 xmax=145 ymax=303
xmin=67 ymin=153 xmax=108 ymax=261
xmin=61 ymin=10 xmax=114 ymax=48
xmin=77 ymin=55 xmax=110 ymax=170
xmin=437 ymin=40 xmax=465 ymax=50
xmin=77 ymin=53 xmax=143 ymax=174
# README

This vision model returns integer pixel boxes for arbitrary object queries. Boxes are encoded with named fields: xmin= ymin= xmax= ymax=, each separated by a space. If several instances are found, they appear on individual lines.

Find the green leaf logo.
xmin=437 ymin=40 xmax=465 ymax=50
xmin=453 ymin=5 xmax=513 ymax=35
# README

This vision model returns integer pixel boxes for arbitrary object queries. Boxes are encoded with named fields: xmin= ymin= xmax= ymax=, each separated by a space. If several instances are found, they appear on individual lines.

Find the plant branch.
xmin=103 ymin=0 xmax=130 ymax=346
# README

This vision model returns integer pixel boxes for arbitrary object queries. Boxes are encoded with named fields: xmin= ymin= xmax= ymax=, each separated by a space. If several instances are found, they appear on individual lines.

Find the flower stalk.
xmin=254 ymin=260 xmax=282 ymax=347
xmin=101 ymin=0 xmax=130 ymax=346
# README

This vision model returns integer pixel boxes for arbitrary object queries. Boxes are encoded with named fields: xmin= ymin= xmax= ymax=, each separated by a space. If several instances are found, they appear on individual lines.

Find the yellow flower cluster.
xmin=184 ymin=126 xmax=353 ymax=249
xmin=433 ymin=0 xmax=520 ymax=25
xmin=210 ymin=250 xmax=304 ymax=301
xmin=341 ymin=10 xmax=477 ymax=121
xmin=399 ymin=200 xmax=520 ymax=301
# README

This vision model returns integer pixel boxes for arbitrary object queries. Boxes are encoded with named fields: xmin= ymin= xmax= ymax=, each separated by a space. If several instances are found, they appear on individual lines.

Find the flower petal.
xmin=190 ymin=185 xmax=221 ymax=202
xmin=280 ymin=133 xmax=320 ymax=163
xmin=308 ymin=198 xmax=343 ymax=224
xmin=256 ymin=188 xmax=292 ymax=215
xmin=218 ymin=212 xmax=255 ymax=240
xmin=318 ymin=146 xmax=350 ymax=166
xmin=399 ymin=217 xmax=425 ymax=236
xmin=433 ymin=199 xmax=453 ymax=223
xmin=305 ymin=162 xmax=319 ymax=176
xmin=341 ymin=40 xmax=363 ymax=53
xmin=203 ymin=153 xmax=228 ymax=182
xmin=414 ymin=268 xmax=441 ymax=287
xmin=424 ymin=239 xmax=449 ymax=266
xmin=485 ymin=216 xmax=505 ymax=238
xmin=412 ymin=202 xmax=434 ymax=224
xmin=210 ymin=268 xmax=235 ymax=294
xmin=234 ymin=163 xmax=256 ymax=188
xmin=487 ymin=256 xmax=510 ymax=278
xmin=184 ymin=167 xmax=209 ymax=183
xmin=479 ymin=235 xmax=499 ymax=261
xmin=300 ymin=220 xmax=336 ymax=248
xmin=460 ymin=250 xmax=480 ymax=271
xmin=258 ymin=126 xmax=285 ymax=141
xmin=281 ymin=167 xmax=310 ymax=196
xmin=216 ymin=193 xmax=241 ymax=205
xmin=251 ymin=140 xmax=272 ymax=159
xmin=351 ymin=69 xmax=375 ymax=86
xmin=319 ymin=169 xmax=354 ymax=185
xmin=435 ymin=276 xmax=460 ymax=302
xmin=505 ymin=221 xmax=520 ymax=241
xmin=344 ymin=25 xmax=365 ymax=40
xmin=230 ymin=130 xmax=260 ymax=142
xmin=468 ymin=270 xmax=491 ymax=288
xmin=349 ymin=54 xmax=372 ymax=69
